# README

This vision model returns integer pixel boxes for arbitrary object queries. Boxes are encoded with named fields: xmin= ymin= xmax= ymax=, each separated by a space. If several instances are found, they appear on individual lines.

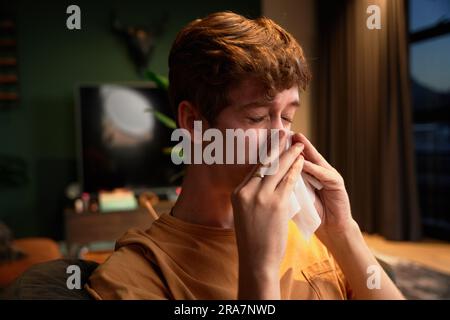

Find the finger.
xmin=302 ymin=172 xmax=324 ymax=190
xmin=276 ymin=154 xmax=304 ymax=195
xmin=260 ymin=142 xmax=304 ymax=191
xmin=235 ymin=163 xmax=264 ymax=192
xmin=293 ymin=133 xmax=332 ymax=169
xmin=302 ymin=160 xmax=334 ymax=185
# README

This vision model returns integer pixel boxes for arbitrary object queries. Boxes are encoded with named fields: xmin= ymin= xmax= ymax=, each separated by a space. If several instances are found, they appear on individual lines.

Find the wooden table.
xmin=64 ymin=201 xmax=174 ymax=256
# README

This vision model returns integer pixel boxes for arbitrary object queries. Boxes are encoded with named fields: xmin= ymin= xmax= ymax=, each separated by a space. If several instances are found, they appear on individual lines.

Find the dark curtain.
xmin=315 ymin=0 xmax=421 ymax=240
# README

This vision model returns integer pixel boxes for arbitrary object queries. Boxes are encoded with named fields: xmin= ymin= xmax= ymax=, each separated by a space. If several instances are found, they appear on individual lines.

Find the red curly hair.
xmin=168 ymin=11 xmax=311 ymax=124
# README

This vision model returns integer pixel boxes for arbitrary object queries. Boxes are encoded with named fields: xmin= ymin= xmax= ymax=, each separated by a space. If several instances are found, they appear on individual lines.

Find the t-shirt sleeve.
xmin=85 ymin=244 xmax=171 ymax=300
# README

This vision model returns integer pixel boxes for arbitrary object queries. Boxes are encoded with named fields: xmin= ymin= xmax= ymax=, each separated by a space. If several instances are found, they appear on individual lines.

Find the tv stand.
xmin=64 ymin=200 xmax=174 ymax=257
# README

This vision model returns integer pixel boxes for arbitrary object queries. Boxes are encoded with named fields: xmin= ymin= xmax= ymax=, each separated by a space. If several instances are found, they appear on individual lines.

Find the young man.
xmin=85 ymin=12 xmax=404 ymax=300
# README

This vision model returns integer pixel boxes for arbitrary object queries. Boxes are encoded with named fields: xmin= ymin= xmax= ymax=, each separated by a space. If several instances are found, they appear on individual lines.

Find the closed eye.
xmin=282 ymin=116 xmax=293 ymax=123
xmin=247 ymin=115 xmax=269 ymax=123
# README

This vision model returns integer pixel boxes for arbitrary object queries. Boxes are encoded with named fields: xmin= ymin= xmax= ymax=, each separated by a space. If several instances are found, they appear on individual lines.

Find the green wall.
xmin=0 ymin=0 xmax=260 ymax=239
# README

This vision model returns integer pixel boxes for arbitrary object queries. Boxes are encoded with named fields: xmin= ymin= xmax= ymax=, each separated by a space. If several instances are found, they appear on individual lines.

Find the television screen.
xmin=76 ymin=84 xmax=181 ymax=193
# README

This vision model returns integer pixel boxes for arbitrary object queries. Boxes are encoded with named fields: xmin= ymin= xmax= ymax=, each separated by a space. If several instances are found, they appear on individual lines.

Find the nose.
xmin=270 ymin=116 xmax=287 ymax=130
xmin=269 ymin=117 xmax=290 ymax=149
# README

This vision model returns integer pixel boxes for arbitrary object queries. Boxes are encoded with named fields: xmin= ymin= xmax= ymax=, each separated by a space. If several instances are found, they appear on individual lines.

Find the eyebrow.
xmin=237 ymin=99 xmax=300 ymax=110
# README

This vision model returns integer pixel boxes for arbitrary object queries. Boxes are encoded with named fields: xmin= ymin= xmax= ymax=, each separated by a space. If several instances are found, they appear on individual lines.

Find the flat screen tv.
xmin=76 ymin=83 xmax=182 ymax=194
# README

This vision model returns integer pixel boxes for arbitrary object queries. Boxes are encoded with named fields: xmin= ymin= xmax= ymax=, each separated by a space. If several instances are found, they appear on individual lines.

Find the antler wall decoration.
xmin=111 ymin=11 xmax=168 ymax=76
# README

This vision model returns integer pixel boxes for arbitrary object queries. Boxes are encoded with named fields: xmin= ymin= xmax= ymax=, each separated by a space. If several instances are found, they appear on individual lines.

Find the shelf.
xmin=0 ymin=20 xmax=15 ymax=30
xmin=0 ymin=15 xmax=19 ymax=108
xmin=0 ymin=74 xmax=17 ymax=84
xmin=0 ymin=57 xmax=16 ymax=66
xmin=0 ymin=39 xmax=16 ymax=47
xmin=0 ymin=92 xmax=18 ymax=101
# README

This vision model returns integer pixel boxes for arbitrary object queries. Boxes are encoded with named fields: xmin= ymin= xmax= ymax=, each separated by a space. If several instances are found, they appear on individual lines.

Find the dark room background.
xmin=0 ymin=0 xmax=260 ymax=239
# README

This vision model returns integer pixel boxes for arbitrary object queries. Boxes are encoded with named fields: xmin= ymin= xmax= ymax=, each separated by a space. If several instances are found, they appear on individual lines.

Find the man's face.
xmin=206 ymin=78 xmax=300 ymax=189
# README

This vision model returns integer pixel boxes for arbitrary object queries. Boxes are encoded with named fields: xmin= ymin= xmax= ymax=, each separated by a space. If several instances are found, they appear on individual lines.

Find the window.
xmin=409 ymin=0 xmax=450 ymax=240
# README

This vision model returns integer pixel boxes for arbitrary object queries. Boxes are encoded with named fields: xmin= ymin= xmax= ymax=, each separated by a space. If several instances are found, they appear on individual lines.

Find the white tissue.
xmin=286 ymin=132 xmax=323 ymax=241
xmin=288 ymin=173 xmax=322 ymax=241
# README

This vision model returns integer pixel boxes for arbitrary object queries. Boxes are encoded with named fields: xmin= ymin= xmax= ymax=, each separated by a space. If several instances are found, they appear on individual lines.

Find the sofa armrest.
xmin=1 ymin=258 xmax=99 ymax=300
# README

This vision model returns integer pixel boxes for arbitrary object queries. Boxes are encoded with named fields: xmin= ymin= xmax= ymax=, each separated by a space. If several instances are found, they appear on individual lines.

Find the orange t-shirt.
xmin=85 ymin=213 xmax=353 ymax=299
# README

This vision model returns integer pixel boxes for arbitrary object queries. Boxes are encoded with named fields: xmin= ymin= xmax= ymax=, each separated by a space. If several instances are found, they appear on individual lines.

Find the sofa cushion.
xmin=0 ymin=237 xmax=62 ymax=287
xmin=1 ymin=259 xmax=99 ymax=300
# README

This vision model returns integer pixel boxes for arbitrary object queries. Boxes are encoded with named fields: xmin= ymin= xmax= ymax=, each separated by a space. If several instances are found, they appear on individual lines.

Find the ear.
xmin=177 ymin=100 xmax=208 ymax=137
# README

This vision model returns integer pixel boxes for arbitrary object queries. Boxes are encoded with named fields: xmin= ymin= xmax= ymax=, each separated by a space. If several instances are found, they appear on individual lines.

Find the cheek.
xmin=215 ymin=116 xmax=244 ymax=130
xmin=207 ymin=110 xmax=272 ymax=165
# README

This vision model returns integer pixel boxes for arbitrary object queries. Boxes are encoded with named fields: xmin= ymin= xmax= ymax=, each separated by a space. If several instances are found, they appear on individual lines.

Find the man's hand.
xmin=293 ymin=133 xmax=404 ymax=299
xmin=293 ymin=133 xmax=357 ymax=243
xmin=231 ymin=131 xmax=305 ymax=299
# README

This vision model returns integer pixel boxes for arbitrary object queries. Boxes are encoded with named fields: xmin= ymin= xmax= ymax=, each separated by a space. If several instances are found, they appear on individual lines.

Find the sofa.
xmin=1 ymin=259 xmax=98 ymax=300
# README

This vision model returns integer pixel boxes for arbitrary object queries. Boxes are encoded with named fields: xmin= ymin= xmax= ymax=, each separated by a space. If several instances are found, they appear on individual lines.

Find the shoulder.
xmin=85 ymin=225 xmax=170 ymax=300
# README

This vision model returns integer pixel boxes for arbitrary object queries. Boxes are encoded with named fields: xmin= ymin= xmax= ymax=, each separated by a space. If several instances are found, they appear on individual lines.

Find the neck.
xmin=172 ymin=165 xmax=235 ymax=229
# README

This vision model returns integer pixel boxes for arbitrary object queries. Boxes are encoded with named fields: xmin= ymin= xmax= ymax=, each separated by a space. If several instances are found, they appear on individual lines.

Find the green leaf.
xmin=152 ymin=110 xmax=177 ymax=129
xmin=163 ymin=145 xmax=184 ymax=162
xmin=145 ymin=70 xmax=169 ymax=90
